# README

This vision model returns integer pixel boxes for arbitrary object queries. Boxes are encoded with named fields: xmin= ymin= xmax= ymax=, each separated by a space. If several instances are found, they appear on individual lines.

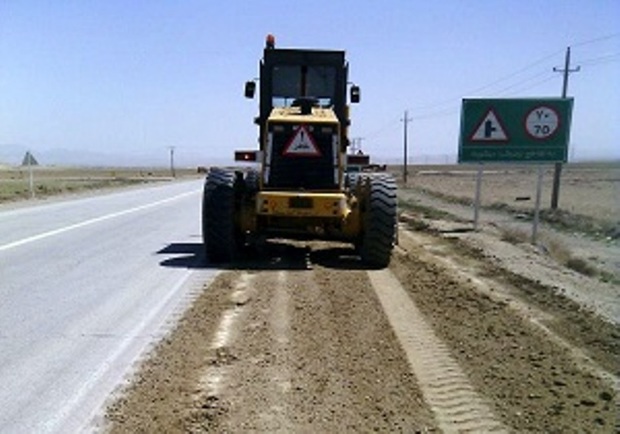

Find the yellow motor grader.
xmin=202 ymin=36 xmax=397 ymax=267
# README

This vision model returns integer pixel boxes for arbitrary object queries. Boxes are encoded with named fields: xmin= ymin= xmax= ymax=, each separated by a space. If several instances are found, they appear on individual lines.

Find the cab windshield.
xmin=271 ymin=65 xmax=336 ymax=108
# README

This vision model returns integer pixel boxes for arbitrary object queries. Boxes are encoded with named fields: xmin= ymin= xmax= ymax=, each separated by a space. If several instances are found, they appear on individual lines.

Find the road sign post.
xmin=28 ymin=155 xmax=35 ymax=199
xmin=532 ymin=166 xmax=544 ymax=244
xmin=473 ymin=165 xmax=483 ymax=231
xmin=458 ymin=98 xmax=573 ymax=241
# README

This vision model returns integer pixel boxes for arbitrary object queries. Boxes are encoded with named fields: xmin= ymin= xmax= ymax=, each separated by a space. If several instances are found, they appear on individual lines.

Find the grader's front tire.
xmin=360 ymin=175 xmax=397 ymax=268
xmin=202 ymin=168 xmax=237 ymax=263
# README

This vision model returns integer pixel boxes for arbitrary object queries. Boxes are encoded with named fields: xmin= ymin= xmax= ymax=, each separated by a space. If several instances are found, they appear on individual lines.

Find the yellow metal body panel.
xmin=244 ymin=105 xmax=362 ymax=241
xmin=240 ymin=190 xmax=362 ymax=240
xmin=268 ymin=107 xmax=339 ymax=124
xmin=257 ymin=192 xmax=347 ymax=218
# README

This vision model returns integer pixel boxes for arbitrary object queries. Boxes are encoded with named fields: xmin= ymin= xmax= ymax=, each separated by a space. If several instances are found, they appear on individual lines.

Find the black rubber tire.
xmin=359 ymin=175 xmax=397 ymax=268
xmin=245 ymin=169 xmax=259 ymax=193
xmin=345 ymin=172 xmax=360 ymax=189
xmin=202 ymin=168 xmax=237 ymax=263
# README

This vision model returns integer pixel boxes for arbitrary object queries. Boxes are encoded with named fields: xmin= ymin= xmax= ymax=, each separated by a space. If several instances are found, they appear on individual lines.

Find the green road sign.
xmin=458 ymin=98 xmax=573 ymax=163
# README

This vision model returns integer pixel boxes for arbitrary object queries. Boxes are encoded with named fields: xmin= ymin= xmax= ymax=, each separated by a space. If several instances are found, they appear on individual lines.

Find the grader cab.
xmin=202 ymin=36 xmax=397 ymax=267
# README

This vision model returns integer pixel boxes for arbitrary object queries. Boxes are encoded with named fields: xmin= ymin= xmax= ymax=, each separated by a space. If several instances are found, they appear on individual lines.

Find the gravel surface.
xmin=104 ymin=230 xmax=618 ymax=432
xmin=106 ymin=242 xmax=436 ymax=432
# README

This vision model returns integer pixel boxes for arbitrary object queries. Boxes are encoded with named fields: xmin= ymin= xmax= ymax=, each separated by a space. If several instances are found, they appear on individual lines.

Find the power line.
xmin=571 ymin=32 xmax=620 ymax=48
xmin=406 ymin=49 xmax=563 ymax=114
xmin=362 ymin=117 xmax=401 ymax=140
xmin=404 ymin=33 xmax=619 ymax=119
xmin=497 ymin=74 xmax=558 ymax=96
xmin=409 ymin=72 xmax=560 ymax=120
xmin=492 ymin=70 xmax=551 ymax=95
xmin=458 ymin=50 xmax=563 ymax=95
xmin=371 ymin=72 xmax=562 ymax=124
xmin=360 ymin=35 xmax=618 ymax=140
xmin=577 ymin=52 xmax=620 ymax=66
xmin=411 ymin=106 xmax=459 ymax=120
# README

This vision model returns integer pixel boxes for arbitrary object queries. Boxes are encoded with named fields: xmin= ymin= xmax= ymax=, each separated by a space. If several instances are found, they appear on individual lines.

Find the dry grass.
xmin=541 ymin=235 xmax=572 ymax=264
xmin=399 ymin=162 xmax=620 ymax=238
xmin=541 ymin=236 xmax=599 ymax=277
xmin=0 ymin=166 xmax=201 ymax=203
xmin=499 ymin=227 xmax=529 ymax=244
xmin=565 ymin=258 xmax=598 ymax=277
xmin=499 ymin=228 xmax=601 ymax=279
xmin=398 ymin=198 xmax=466 ymax=222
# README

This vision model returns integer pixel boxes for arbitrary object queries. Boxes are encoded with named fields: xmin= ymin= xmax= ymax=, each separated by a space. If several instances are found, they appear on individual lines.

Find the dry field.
xmin=0 ymin=166 xmax=201 ymax=203
xmin=400 ymin=162 xmax=619 ymax=235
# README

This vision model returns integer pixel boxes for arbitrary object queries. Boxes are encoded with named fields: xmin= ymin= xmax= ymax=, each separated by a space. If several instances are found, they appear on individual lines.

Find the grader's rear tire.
xmin=202 ymin=168 xmax=237 ymax=263
xmin=360 ymin=175 xmax=397 ymax=268
xmin=245 ymin=169 xmax=259 ymax=193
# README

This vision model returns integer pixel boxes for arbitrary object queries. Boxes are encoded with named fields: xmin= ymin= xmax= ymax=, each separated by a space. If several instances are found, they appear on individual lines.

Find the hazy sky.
xmin=1 ymin=1 xmax=618 ymax=166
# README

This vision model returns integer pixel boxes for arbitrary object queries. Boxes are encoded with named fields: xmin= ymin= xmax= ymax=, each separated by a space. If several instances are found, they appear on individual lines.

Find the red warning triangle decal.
xmin=282 ymin=125 xmax=322 ymax=157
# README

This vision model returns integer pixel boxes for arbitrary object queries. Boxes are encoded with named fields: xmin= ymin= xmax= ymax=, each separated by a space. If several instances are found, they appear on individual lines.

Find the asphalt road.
xmin=0 ymin=180 xmax=216 ymax=433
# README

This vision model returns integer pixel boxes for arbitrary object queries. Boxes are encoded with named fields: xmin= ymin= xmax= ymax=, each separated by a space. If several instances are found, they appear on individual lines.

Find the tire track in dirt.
xmin=203 ymin=267 xmax=293 ymax=432
xmin=400 ymin=229 xmax=620 ymax=396
xmin=192 ymin=243 xmax=436 ymax=432
xmin=369 ymin=269 xmax=506 ymax=433
xmin=199 ymin=271 xmax=254 ymax=401
xmin=391 ymin=231 xmax=618 ymax=432
xmin=106 ymin=236 xmax=617 ymax=432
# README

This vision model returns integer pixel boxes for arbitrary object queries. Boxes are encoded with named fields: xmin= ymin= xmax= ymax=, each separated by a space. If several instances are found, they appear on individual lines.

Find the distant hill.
xmin=0 ymin=144 xmax=27 ymax=166
xmin=0 ymin=144 xmax=230 ymax=168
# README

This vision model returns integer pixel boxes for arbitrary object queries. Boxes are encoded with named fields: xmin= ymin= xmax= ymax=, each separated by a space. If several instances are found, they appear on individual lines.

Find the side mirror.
xmin=244 ymin=81 xmax=256 ymax=99
xmin=350 ymin=85 xmax=360 ymax=103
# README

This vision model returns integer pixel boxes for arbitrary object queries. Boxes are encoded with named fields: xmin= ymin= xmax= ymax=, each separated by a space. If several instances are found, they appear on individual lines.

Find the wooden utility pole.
xmin=168 ymin=146 xmax=176 ymax=178
xmin=551 ymin=47 xmax=580 ymax=209
xmin=401 ymin=110 xmax=412 ymax=183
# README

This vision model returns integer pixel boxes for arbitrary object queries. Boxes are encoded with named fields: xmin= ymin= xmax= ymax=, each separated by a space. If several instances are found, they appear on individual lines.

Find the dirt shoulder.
xmin=101 ymin=165 xmax=619 ymax=433
xmin=103 ymin=235 xmax=618 ymax=432
xmin=391 ymin=232 xmax=618 ymax=432
xmin=399 ymin=186 xmax=620 ymax=325
xmin=105 ymin=243 xmax=435 ymax=432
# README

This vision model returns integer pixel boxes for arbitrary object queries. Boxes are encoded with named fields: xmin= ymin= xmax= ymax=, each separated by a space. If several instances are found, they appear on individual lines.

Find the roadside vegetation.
xmin=414 ymin=186 xmax=618 ymax=241
xmin=399 ymin=194 xmax=619 ymax=285
xmin=0 ymin=166 xmax=201 ymax=203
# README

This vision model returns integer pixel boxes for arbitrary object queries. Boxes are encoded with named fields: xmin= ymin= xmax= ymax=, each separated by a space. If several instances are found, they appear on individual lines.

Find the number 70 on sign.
xmin=525 ymin=106 xmax=560 ymax=140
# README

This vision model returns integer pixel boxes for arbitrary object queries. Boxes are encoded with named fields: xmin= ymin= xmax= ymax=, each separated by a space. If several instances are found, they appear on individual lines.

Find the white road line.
xmin=368 ymin=268 xmax=507 ymax=433
xmin=0 ymin=190 xmax=200 ymax=253
xmin=43 ymin=268 xmax=195 ymax=434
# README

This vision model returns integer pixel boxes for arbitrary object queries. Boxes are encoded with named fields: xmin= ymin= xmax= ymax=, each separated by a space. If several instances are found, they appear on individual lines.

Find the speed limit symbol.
xmin=525 ymin=106 xmax=560 ymax=139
